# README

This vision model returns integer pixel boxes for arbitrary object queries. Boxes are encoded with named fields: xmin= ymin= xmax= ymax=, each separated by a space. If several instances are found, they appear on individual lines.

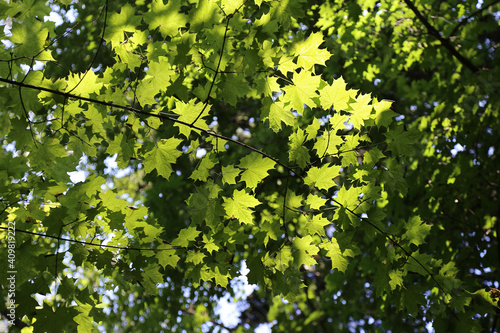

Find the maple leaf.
xmin=388 ymin=270 xmax=404 ymax=290
xmin=213 ymin=265 xmax=230 ymax=288
xmin=349 ymin=92 xmax=373 ymax=129
xmin=123 ymin=206 xmax=151 ymax=236
xmin=402 ymin=216 xmax=432 ymax=247
xmin=143 ymin=138 xmax=182 ymax=179
xmin=400 ymin=284 xmax=427 ymax=315
xmin=304 ymin=164 xmax=341 ymax=190
xmin=384 ymin=126 xmax=422 ymax=156
xmin=363 ymin=147 xmax=385 ymax=168
xmin=277 ymin=55 xmax=297 ymax=74
xmin=291 ymin=32 xmax=332 ymax=70
xmin=319 ymin=239 xmax=349 ymax=273
xmin=104 ymin=4 xmax=141 ymax=46
xmin=275 ymin=246 xmax=293 ymax=272
xmin=136 ymin=57 xmax=174 ymax=106
xmin=190 ymin=153 xmax=217 ymax=181
xmin=238 ymin=152 xmax=276 ymax=189
xmin=306 ymin=194 xmax=328 ymax=210
xmin=74 ymin=300 xmax=94 ymax=333
xmin=203 ymin=235 xmax=220 ymax=254
xmin=319 ymin=77 xmax=354 ymax=111
xmin=107 ymin=133 xmax=136 ymax=168
xmin=335 ymin=185 xmax=362 ymax=211
xmin=288 ymin=128 xmax=310 ymax=168
xmin=29 ymin=138 xmax=67 ymax=174
xmin=261 ymin=220 xmax=283 ymax=246
xmin=220 ymin=0 xmax=245 ymax=13
xmin=221 ymin=74 xmax=250 ymax=106
xmin=187 ymin=185 xmax=224 ymax=228
xmin=313 ymin=130 xmax=344 ymax=157
xmin=84 ymin=105 xmax=107 ymax=137
xmin=172 ymin=99 xmax=211 ymax=138
xmin=305 ymin=214 xmax=331 ymax=237
xmin=157 ymin=245 xmax=180 ymax=269
xmin=66 ymin=70 xmax=103 ymax=98
xmin=261 ymin=98 xmax=295 ymax=133
xmin=329 ymin=113 xmax=350 ymax=131
xmin=293 ymin=235 xmax=319 ymax=267
xmin=171 ymin=226 xmax=200 ymax=247
xmin=144 ymin=0 xmax=188 ymax=37
xmin=186 ymin=251 xmax=205 ymax=265
xmin=142 ymin=263 xmax=163 ymax=294
xmin=305 ymin=118 xmax=321 ymax=140
xmin=189 ymin=0 xmax=223 ymax=30
xmin=373 ymin=98 xmax=397 ymax=127
xmin=223 ymin=190 xmax=261 ymax=224
xmin=339 ymin=134 xmax=361 ymax=167
xmin=405 ymin=251 xmax=432 ymax=276
xmin=283 ymin=70 xmax=321 ymax=111
xmin=257 ymin=75 xmax=280 ymax=98
xmin=221 ymin=164 xmax=241 ymax=185
xmin=9 ymin=19 xmax=49 ymax=57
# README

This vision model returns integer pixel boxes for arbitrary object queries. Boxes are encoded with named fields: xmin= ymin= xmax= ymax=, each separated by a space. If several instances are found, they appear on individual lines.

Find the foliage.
xmin=0 ymin=0 xmax=499 ymax=332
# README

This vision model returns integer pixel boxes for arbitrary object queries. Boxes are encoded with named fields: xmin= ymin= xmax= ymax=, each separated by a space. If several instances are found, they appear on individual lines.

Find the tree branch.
xmin=0 ymin=75 xmax=445 ymax=294
xmin=67 ymin=0 xmax=109 ymax=94
xmin=0 ymin=227 xmax=186 ymax=252
xmin=190 ymin=18 xmax=231 ymax=126
xmin=191 ymin=0 xmax=251 ymax=126
xmin=0 ymin=77 xmax=288 ymax=171
xmin=402 ymin=0 xmax=480 ymax=73
xmin=449 ymin=0 xmax=500 ymax=38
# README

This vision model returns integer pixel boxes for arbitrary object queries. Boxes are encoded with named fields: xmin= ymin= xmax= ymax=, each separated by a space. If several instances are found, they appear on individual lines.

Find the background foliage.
xmin=0 ymin=0 xmax=499 ymax=332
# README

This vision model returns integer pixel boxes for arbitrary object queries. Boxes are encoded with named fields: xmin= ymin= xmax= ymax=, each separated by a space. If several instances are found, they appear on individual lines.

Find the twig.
xmin=402 ymin=0 xmax=480 ymax=73
xmin=67 ymin=0 xmax=109 ymax=94
xmin=190 ymin=18 xmax=231 ymax=126
xmin=0 ymin=227 xmax=186 ymax=252
xmin=0 ymin=74 xmax=446 ymax=293
xmin=0 ymin=77 xmax=289 ymax=172
xmin=449 ymin=0 xmax=500 ymax=37
xmin=190 ymin=0 xmax=250 ymax=126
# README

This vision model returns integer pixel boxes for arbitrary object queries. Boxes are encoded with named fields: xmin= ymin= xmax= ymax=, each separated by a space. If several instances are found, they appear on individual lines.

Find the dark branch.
xmin=0 ymin=227 xmax=185 ymax=252
xmin=191 ymin=0 xmax=251 ymax=126
xmin=190 ymin=17 xmax=231 ymax=126
xmin=402 ymin=0 xmax=480 ymax=73
xmin=67 ymin=0 xmax=109 ymax=94
xmin=449 ymin=0 xmax=500 ymax=38
xmin=0 ymin=77 xmax=288 ymax=171
xmin=0 ymin=75 xmax=445 ymax=293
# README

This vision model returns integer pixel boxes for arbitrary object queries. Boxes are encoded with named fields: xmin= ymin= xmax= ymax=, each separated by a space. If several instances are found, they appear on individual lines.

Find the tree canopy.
xmin=0 ymin=0 xmax=499 ymax=332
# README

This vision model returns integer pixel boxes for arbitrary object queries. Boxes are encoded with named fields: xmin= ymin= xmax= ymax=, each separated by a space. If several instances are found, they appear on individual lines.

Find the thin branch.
xmin=131 ymin=57 xmax=146 ymax=109
xmin=0 ymin=76 xmax=445 ymax=293
xmin=190 ymin=18 xmax=231 ymax=126
xmin=449 ymin=0 xmax=500 ymax=37
xmin=329 ymin=196 xmax=446 ymax=293
xmin=0 ymin=77 xmax=289 ymax=171
xmin=18 ymin=86 xmax=38 ymax=147
xmin=190 ymin=0 xmax=250 ymax=126
xmin=281 ymin=174 xmax=291 ymax=243
xmin=402 ymin=0 xmax=480 ymax=73
xmin=67 ymin=0 xmax=109 ymax=94
xmin=0 ymin=227 xmax=186 ymax=252
xmin=0 ymin=201 xmax=13 ymax=217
